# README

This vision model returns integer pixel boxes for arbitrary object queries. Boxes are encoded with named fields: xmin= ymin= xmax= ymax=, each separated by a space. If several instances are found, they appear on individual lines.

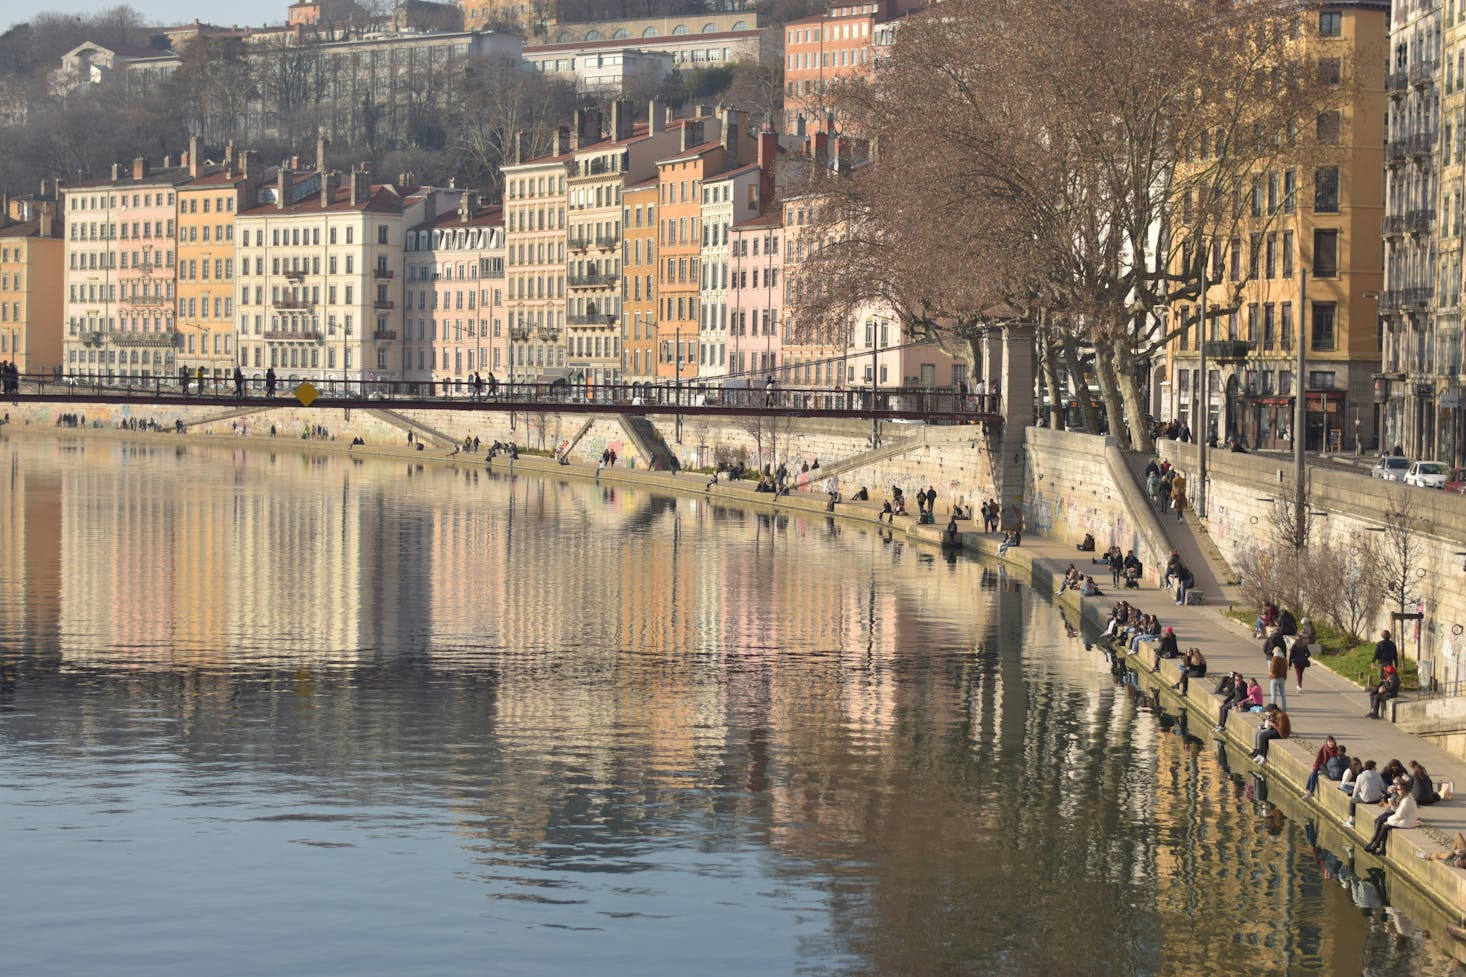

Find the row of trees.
xmin=794 ymin=0 xmax=1355 ymax=452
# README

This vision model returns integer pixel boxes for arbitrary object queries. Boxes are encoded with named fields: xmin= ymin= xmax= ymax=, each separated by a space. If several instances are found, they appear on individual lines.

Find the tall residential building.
xmin=1381 ymin=0 xmax=1443 ymax=456
xmin=780 ymin=193 xmax=846 ymax=395
xmin=728 ymin=209 xmax=784 ymax=379
xmin=0 ymin=191 xmax=65 ymax=374
xmin=566 ymin=107 xmax=627 ymax=389
xmin=1164 ymin=2 xmax=1387 ymax=453
xmin=176 ymin=139 xmax=263 ymax=386
xmin=404 ymin=195 xmax=506 ymax=388
xmin=235 ymin=165 xmax=455 ymax=386
xmin=501 ymin=130 xmax=571 ymax=383
xmin=62 ymin=157 xmax=192 ymax=381
xmin=782 ymin=1 xmax=918 ymax=135
xmin=622 ymin=179 xmax=659 ymax=384
xmin=697 ymin=133 xmax=768 ymax=379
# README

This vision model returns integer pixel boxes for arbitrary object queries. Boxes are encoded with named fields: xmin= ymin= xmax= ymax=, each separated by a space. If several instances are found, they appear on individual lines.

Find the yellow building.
xmin=623 ymin=179 xmax=659 ymax=383
xmin=1165 ymin=3 xmax=1387 ymax=453
xmin=177 ymin=139 xmax=260 ymax=386
xmin=0 ymin=193 xmax=65 ymax=375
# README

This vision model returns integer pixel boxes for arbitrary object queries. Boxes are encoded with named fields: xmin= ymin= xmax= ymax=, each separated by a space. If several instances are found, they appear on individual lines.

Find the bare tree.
xmin=445 ymin=54 xmax=576 ymax=200
xmin=1377 ymin=486 xmax=1425 ymax=625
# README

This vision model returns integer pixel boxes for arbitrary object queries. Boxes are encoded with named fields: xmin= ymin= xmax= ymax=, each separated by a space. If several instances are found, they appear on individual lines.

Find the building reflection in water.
xmin=0 ymin=436 xmax=1459 ymax=976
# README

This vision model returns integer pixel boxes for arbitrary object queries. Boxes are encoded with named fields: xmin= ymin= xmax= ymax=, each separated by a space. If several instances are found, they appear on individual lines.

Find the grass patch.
xmin=1221 ymin=609 xmax=1419 ymax=691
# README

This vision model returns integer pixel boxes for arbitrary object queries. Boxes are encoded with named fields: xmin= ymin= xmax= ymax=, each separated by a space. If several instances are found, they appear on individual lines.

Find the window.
xmin=1319 ymin=10 xmax=1342 ymax=36
xmin=1312 ymin=229 xmax=1339 ymax=277
xmin=1316 ymin=111 xmax=1341 ymax=144
xmin=1281 ymin=302 xmax=1293 ymax=350
xmin=1310 ymin=303 xmax=1337 ymax=351
xmin=1319 ymin=57 xmax=1342 ymax=85
xmin=378 ymin=225 xmax=389 ymax=244
xmin=1314 ymin=166 xmax=1340 ymax=212
xmin=1282 ymin=230 xmax=1295 ymax=277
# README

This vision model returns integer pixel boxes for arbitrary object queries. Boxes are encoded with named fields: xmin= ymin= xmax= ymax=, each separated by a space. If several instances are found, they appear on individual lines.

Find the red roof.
xmin=238 ymin=182 xmax=412 ymax=217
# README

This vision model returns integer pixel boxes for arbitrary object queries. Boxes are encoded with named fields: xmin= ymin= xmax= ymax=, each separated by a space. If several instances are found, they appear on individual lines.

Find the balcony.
xmin=1378 ymin=290 xmax=1404 ymax=312
xmin=1407 ymin=131 xmax=1437 ymax=158
xmin=566 ymin=312 xmax=615 ymax=326
xmin=1406 ymin=209 xmax=1435 ymax=233
xmin=118 ymin=293 xmax=167 ymax=308
xmin=1387 ymin=70 xmax=1410 ymax=96
xmin=372 ymin=329 xmax=397 ymax=341
xmin=1203 ymin=340 xmax=1251 ymax=363
xmin=274 ymin=294 xmax=314 ymax=309
xmin=509 ymin=325 xmax=532 ymax=341
xmin=283 ymin=268 xmax=305 ymax=282
xmin=1404 ymin=286 xmax=1435 ymax=309
xmin=78 ymin=330 xmax=107 ymax=347
xmin=568 ymin=237 xmax=590 ymax=252
xmin=113 ymin=330 xmax=179 ymax=348
xmin=372 ymin=267 xmax=395 ymax=280
xmin=594 ymin=235 xmax=620 ymax=251
xmin=1382 ymin=214 xmax=1406 ymax=236
xmin=536 ymin=325 xmax=561 ymax=341
xmin=373 ymin=299 xmax=395 ymax=310
xmin=567 ymin=272 xmax=610 ymax=288
xmin=263 ymin=329 xmax=323 ymax=342
xmin=1385 ymin=140 xmax=1409 ymax=165
xmin=1409 ymin=60 xmax=1438 ymax=87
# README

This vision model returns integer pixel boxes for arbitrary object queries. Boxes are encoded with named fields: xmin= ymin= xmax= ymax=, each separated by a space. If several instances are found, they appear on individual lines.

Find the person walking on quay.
xmin=764 ymin=375 xmax=776 ymax=407
xmin=1268 ymin=647 xmax=1288 ymax=709
xmin=1373 ymin=629 xmax=1399 ymax=677
xmin=233 ymin=366 xmax=245 ymax=397
xmin=1289 ymin=635 xmax=1312 ymax=694
xmin=265 ymin=367 xmax=277 ymax=398
xmin=1169 ymin=470 xmax=1188 ymax=524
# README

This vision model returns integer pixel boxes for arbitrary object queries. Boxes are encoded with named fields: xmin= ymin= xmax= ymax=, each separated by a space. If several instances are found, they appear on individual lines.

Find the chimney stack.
xmin=553 ymin=125 xmax=571 ymax=157
xmin=316 ymin=133 xmax=329 ymax=171
xmin=189 ymin=134 xmax=202 ymax=177
xmin=225 ymin=142 xmax=236 ymax=176
xmin=648 ymin=99 xmax=665 ymax=134
xmin=459 ymin=191 xmax=472 ymax=223
xmin=163 ymin=154 xmax=175 ymax=170
xmin=132 ymin=157 xmax=148 ymax=180
xmin=111 ymin=162 xmax=120 ymax=182
xmin=758 ymin=130 xmax=778 ymax=200
xmin=241 ymin=150 xmax=258 ymax=183
xmin=513 ymin=130 xmax=526 ymax=165
xmin=611 ymin=99 xmax=632 ymax=141
xmin=350 ymin=166 xmax=369 ymax=206
xmin=38 ymin=200 xmax=55 ymax=239
xmin=321 ymin=170 xmax=338 ymax=208
xmin=277 ymin=168 xmax=289 ymax=209
xmin=680 ymin=119 xmax=704 ymax=153
xmin=720 ymin=107 xmax=745 ymax=166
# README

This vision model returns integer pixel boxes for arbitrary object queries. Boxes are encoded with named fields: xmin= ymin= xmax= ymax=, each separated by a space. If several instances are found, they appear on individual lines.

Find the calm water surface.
xmin=0 ymin=435 xmax=1461 ymax=977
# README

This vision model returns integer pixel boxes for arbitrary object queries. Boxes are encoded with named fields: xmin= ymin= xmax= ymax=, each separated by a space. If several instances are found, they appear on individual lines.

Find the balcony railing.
xmin=283 ymin=269 xmax=305 ymax=282
xmin=1387 ymin=70 xmax=1410 ymax=95
xmin=274 ymin=294 xmax=314 ymax=309
xmin=1378 ymin=290 xmax=1404 ymax=312
xmin=1385 ymin=140 xmax=1409 ymax=165
xmin=373 ymin=299 xmax=395 ymax=310
xmin=508 ymin=325 xmax=532 ymax=341
xmin=372 ymin=267 xmax=395 ymax=279
xmin=566 ymin=312 xmax=618 ymax=326
xmin=1203 ymin=340 xmax=1252 ymax=362
xmin=372 ymin=329 xmax=397 ymax=341
xmin=594 ymin=235 xmax=620 ymax=250
xmin=1409 ymin=60 xmax=1438 ymax=86
xmin=567 ymin=272 xmax=610 ymax=288
xmin=1404 ymin=286 xmax=1435 ymax=308
xmin=536 ymin=325 xmax=561 ymax=341
xmin=263 ymin=329 xmax=323 ymax=342
xmin=112 ymin=330 xmax=179 ymax=348
xmin=1407 ymin=131 xmax=1438 ymax=157
xmin=568 ymin=237 xmax=590 ymax=252
xmin=1382 ymin=214 xmax=1406 ymax=236
xmin=118 ymin=294 xmax=167 ymax=308
xmin=1406 ymin=209 xmax=1435 ymax=233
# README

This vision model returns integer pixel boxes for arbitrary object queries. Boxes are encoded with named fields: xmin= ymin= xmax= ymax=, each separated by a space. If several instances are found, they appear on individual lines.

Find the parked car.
xmin=1445 ymin=468 xmax=1466 ymax=494
xmin=1404 ymin=460 xmax=1448 ymax=488
xmin=1371 ymin=455 xmax=1411 ymax=481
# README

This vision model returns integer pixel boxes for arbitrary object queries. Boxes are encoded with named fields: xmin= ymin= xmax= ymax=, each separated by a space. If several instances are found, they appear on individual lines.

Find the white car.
xmin=1404 ymin=460 xmax=1448 ymax=488
xmin=1371 ymin=456 xmax=1410 ymax=481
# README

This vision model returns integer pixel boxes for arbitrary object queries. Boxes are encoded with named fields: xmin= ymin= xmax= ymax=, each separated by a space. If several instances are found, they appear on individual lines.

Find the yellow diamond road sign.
xmin=294 ymin=381 xmax=320 ymax=407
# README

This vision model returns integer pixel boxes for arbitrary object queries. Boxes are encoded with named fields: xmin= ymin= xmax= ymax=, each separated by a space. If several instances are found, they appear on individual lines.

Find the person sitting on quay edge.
xmin=1363 ymin=774 xmax=1419 ymax=856
xmin=1151 ymin=625 xmax=1180 ymax=672
xmin=1341 ymin=759 xmax=1387 ymax=827
xmin=1408 ymin=760 xmax=1441 ymax=806
xmin=1173 ymin=561 xmax=1195 ymax=605
xmin=1253 ymin=601 xmax=1280 ymax=639
xmin=879 ymin=499 xmax=894 ymax=522
xmin=1080 ymin=575 xmax=1103 ymax=597
xmin=1275 ymin=606 xmax=1298 ymax=637
xmin=1214 ymin=674 xmax=1258 ymax=732
xmin=1059 ymin=565 xmax=1082 ymax=593
xmin=997 ymin=529 xmax=1021 ymax=556
xmin=1262 ymin=625 xmax=1290 ymax=664
xmin=1250 ymin=702 xmax=1291 ymax=765
xmin=1127 ymin=614 xmax=1162 ymax=654
xmin=1302 ymin=735 xmax=1343 ymax=799
xmin=1365 ymin=664 xmax=1400 ymax=719
xmin=1172 ymin=647 xmax=1207 ymax=695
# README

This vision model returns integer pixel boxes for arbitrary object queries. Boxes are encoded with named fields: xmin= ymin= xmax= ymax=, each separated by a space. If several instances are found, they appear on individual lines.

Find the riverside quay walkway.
xmin=3 ymin=373 xmax=1001 ymax=424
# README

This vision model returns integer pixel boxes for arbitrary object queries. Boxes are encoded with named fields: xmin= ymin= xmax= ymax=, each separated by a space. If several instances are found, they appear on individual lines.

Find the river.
xmin=0 ymin=434 xmax=1459 ymax=976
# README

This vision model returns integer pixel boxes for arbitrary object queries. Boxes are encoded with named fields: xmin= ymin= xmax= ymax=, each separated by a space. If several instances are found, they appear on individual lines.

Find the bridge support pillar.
xmin=994 ymin=320 xmax=1034 ymax=532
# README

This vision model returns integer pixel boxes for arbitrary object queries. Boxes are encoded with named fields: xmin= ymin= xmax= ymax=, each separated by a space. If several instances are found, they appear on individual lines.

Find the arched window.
xmin=732 ymin=20 xmax=748 ymax=30
xmin=585 ymin=29 xmax=601 ymax=40
xmin=702 ymin=23 xmax=717 ymax=32
xmin=642 ymin=26 xmax=659 ymax=37
xmin=556 ymin=30 xmax=575 ymax=42
xmin=612 ymin=28 xmax=629 ymax=38
xmin=672 ymin=24 xmax=689 ymax=35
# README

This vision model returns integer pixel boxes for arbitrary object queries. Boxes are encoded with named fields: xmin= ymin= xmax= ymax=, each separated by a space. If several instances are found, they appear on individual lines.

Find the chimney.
xmin=1 ymin=191 xmax=9 ymax=224
xmin=811 ymin=131 xmax=830 ymax=170
xmin=316 ymin=133 xmax=329 ymax=171
xmin=163 ymin=154 xmax=175 ymax=170
xmin=112 ymin=162 xmax=121 ymax=182
xmin=133 ymin=157 xmax=150 ymax=180
xmin=513 ymin=130 xmax=526 ymax=165
xmin=277 ymin=168 xmax=289 ymax=209
xmin=459 ymin=191 xmax=472 ymax=223
xmin=321 ymin=170 xmax=338 ymax=208
xmin=38 ymin=200 xmax=55 ymax=239
xmin=553 ymin=125 xmax=571 ymax=157
xmin=189 ymin=134 xmax=202 ymax=177
xmin=290 ymin=154 xmax=301 ymax=170
xmin=225 ymin=141 xmax=236 ymax=175
xmin=611 ymin=99 xmax=633 ymax=141
xmin=648 ymin=99 xmax=664 ymax=134
xmin=581 ymin=107 xmax=602 ymax=146
xmin=38 ymin=178 xmax=47 ymax=198
xmin=571 ymin=108 xmax=586 ymax=150
xmin=720 ymin=107 xmax=744 ymax=166
xmin=758 ymin=130 xmax=778 ymax=200
xmin=350 ymin=166 xmax=369 ymax=206
xmin=680 ymin=119 xmax=704 ymax=152
xmin=241 ymin=150 xmax=258 ymax=183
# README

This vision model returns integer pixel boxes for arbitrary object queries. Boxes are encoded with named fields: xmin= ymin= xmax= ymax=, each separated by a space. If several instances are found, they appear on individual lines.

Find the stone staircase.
xmin=802 ymin=429 xmax=930 ymax=483
xmin=1114 ymin=448 xmax=1238 ymax=602
xmin=366 ymin=408 xmax=457 ymax=449
xmin=618 ymin=414 xmax=679 ymax=471
xmin=180 ymin=406 xmax=273 ymax=429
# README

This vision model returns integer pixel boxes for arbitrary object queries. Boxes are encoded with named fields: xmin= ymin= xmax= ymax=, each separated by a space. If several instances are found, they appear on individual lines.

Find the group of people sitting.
xmin=1058 ymin=564 xmax=1104 ymax=597
xmin=1326 ymin=749 xmax=1452 ymax=857
xmin=1100 ymin=601 xmax=1164 ymax=655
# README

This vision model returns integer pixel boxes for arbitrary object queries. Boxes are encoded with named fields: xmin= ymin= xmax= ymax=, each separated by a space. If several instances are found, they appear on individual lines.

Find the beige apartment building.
xmin=0 ymin=192 xmax=65 ymax=375
xmin=501 ymin=131 xmax=571 ymax=383
xmin=622 ymin=179 xmax=659 ymax=385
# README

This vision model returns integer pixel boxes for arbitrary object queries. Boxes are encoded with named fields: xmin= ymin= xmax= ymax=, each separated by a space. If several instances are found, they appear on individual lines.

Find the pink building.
xmin=727 ymin=209 xmax=783 ymax=379
xmin=404 ymin=195 xmax=506 ymax=390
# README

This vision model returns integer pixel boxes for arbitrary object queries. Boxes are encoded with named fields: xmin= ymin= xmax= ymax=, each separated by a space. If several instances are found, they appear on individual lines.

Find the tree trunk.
xmin=1058 ymin=331 xmax=1099 ymax=434
xmin=1037 ymin=315 xmax=1065 ymax=430
xmin=1110 ymin=335 xmax=1156 ymax=454
xmin=1091 ymin=341 xmax=1128 ymax=446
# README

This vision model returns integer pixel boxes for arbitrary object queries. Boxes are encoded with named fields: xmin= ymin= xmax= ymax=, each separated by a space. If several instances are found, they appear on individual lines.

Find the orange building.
xmin=177 ymin=138 xmax=261 ymax=386
xmin=783 ymin=1 xmax=919 ymax=135
xmin=0 ymin=191 xmax=65 ymax=375
xmin=622 ymin=179 xmax=658 ymax=383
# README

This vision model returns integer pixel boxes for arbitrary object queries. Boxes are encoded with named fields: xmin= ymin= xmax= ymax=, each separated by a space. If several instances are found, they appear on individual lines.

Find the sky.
xmin=3 ymin=0 xmax=263 ymax=31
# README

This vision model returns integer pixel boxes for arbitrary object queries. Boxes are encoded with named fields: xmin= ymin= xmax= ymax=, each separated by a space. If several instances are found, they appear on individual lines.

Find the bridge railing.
xmin=6 ymin=372 xmax=1002 ymax=419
